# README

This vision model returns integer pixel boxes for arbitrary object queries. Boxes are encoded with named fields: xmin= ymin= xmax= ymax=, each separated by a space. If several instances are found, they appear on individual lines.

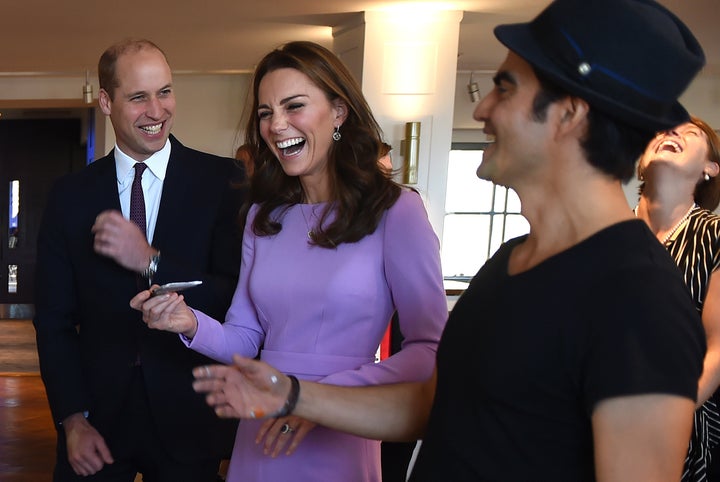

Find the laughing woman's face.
xmin=257 ymin=68 xmax=346 ymax=199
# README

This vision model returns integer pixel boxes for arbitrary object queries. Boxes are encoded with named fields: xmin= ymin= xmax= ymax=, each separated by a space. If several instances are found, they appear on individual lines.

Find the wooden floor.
xmin=0 ymin=320 xmax=55 ymax=481
xmin=0 ymin=374 xmax=56 ymax=481
xmin=0 ymin=320 xmax=40 ymax=374
xmin=0 ymin=319 xmax=226 ymax=482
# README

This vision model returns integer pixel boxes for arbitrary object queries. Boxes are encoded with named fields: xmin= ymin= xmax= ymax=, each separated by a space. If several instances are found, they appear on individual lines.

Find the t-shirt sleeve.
xmin=580 ymin=264 xmax=706 ymax=413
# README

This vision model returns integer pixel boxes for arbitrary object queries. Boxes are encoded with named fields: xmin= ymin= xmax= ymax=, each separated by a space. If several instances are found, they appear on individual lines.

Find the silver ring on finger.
xmin=280 ymin=423 xmax=294 ymax=434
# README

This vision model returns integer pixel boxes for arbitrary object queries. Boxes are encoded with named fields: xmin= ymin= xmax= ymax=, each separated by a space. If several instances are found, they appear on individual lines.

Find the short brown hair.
xmin=690 ymin=115 xmax=720 ymax=210
xmin=98 ymin=39 xmax=167 ymax=100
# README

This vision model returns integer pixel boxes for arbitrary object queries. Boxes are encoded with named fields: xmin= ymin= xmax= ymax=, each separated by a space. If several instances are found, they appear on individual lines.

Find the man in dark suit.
xmin=33 ymin=39 xmax=246 ymax=481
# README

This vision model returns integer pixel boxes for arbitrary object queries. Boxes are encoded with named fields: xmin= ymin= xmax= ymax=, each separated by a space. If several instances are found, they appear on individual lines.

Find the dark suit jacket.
xmin=33 ymin=135 xmax=246 ymax=462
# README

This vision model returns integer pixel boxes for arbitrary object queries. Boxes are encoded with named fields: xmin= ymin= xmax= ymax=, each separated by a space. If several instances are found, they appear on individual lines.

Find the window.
xmin=441 ymin=143 xmax=529 ymax=280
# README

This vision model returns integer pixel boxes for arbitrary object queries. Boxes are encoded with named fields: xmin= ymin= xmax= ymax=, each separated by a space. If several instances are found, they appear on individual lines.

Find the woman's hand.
xmin=129 ymin=287 xmax=197 ymax=337
xmin=256 ymin=415 xmax=315 ymax=457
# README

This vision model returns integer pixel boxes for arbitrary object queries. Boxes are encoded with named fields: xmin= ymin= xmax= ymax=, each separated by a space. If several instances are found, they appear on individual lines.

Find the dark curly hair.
xmin=531 ymin=67 xmax=653 ymax=183
xmin=242 ymin=41 xmax=401 ymax=248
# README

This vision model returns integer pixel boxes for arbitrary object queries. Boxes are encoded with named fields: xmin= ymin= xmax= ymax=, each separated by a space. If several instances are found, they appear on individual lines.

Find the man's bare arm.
xmin=592 ymin=393 xmax=695 ymax=482
xmin=193 ymin=354 xmax=436 ymax=441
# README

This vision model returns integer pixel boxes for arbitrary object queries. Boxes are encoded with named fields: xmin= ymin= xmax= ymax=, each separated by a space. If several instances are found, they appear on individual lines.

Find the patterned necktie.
xmin=129 ymin=163 xmax=147 ymax=238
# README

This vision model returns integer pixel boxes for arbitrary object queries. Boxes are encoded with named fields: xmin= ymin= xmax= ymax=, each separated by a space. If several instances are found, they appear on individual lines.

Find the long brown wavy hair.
xmin=242 ymin=41 xmax=401 ymax=248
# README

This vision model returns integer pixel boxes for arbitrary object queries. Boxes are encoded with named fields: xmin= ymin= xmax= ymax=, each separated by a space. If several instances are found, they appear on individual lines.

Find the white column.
xmin=334 ymin=8 xmax=463 ymax=240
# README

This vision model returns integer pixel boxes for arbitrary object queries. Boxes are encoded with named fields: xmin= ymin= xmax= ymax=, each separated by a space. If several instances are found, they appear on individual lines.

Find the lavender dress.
xmin=186 ymin=190 xmax=447 ymax=482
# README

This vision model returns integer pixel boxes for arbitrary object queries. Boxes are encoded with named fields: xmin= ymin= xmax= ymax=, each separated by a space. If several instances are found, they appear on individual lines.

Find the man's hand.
xmin=192 ymin=356 xmax=289 ymax=420
xmin=63 ymin=413 xmax=114 ymax=476
xmin=92 ymin=210 xmax=154 ymax=272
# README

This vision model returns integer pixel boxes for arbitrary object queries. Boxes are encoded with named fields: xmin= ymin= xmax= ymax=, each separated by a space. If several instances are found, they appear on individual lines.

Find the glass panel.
xmin=442 ymin=146 xmax=528 ymax=283
xmin=441 ymin=214 xmax=490 ymax=278
xmin=8 ymin=180 xmax=19 ymax=248
xmin=493 ymin=186 xmax=507 ymax=212
xmin=8 ymin=264 xmax=17 ymax=293
xmin=506 ymin=188 xmax=522 ymax=213
xmin=489 ymin=214 xmax=506 ymax=258
xmin=445 ymin=150 xmax=492 ymax=212
xmin=504 ymin=214 xmax=530 ymax=242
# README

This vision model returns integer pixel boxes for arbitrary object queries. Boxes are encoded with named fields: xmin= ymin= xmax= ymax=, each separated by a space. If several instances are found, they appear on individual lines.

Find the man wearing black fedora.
xmin=187 ymin=0 xmax=708 ymax=480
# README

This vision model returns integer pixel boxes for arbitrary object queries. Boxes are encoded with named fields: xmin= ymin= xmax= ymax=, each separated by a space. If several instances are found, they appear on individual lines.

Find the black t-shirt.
xmin=410 ymin=220 xmax=705 ymax=481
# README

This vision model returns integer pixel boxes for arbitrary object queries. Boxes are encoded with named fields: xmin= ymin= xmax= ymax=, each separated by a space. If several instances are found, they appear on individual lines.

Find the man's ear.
xmin=557 ymin=96 xmax=589 ymax=135
xmin=98 ymin=89 xmax=112 ymax=116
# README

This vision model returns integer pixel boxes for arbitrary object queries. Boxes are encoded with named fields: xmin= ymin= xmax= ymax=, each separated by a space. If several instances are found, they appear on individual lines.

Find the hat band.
xmin=530 ymin=22 xmax=673 ymax=121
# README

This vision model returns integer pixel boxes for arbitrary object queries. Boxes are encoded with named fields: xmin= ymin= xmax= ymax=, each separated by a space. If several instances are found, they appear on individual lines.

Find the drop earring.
xmin=705 ymin=172 xmax=711 ymax=182
xmin=332 ymin=125 xmax=341 ymax=142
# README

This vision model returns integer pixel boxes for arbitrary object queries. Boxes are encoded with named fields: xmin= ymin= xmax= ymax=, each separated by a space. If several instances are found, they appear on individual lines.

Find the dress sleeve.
xmin=321 ymin=190 xmax=447 ymax=386
xmin=184 ymin=205 xmax=265 ymax=364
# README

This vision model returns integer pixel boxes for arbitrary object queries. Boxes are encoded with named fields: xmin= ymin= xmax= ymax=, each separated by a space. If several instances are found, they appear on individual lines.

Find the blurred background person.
xmin=132 ymin=40 xmax=447 ymax=482
xmin=378 ymin=142 xmax=393 ymax=172
xmin=635 ymin=115 xmax=720 ymax=482
xmin=235 ymin=143 xmax=254 ymax=178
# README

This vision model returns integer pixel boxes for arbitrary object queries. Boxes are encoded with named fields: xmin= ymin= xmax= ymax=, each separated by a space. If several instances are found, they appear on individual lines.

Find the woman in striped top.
xmin=636 ymin=115 xmax=720 ymax=482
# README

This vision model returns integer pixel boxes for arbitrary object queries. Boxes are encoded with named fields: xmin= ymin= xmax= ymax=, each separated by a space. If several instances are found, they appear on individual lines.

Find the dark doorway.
xmin=0 ymin=116 xmax=87 ymax=312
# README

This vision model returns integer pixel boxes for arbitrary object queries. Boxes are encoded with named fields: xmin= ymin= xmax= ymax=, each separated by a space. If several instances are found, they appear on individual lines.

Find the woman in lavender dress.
xmin=131 ymin=41 xmax=447 ymax=482
xmin=635 ymin=116 xmax=720 ymax=482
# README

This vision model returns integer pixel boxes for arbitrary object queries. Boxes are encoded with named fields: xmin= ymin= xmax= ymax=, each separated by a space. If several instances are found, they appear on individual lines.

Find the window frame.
xmin=441 ymin=142 xmax=527 ymax=281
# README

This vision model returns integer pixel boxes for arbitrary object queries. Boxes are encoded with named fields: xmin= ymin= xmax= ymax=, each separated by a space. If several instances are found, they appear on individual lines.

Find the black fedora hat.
xmin=494 ymin=0 xmax=705 ymax=132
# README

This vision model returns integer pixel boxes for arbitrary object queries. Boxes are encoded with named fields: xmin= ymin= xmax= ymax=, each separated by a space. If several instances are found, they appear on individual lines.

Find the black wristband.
xmin=274 ymin=375 xmax=300 ymax=417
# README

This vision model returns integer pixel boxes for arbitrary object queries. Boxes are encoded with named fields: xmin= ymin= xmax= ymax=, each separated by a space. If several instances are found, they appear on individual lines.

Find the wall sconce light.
xmin=83 ymin=70 xmax=93 ymax=104
xmin=467 ymin=72 xmax=480 ymax=103
xmin=402 ymin=121 xmax=421 ymax=184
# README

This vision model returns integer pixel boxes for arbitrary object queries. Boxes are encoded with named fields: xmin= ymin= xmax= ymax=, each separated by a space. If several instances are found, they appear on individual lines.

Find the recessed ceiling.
xmin=0 ymin=0 xmax=716 ymax=75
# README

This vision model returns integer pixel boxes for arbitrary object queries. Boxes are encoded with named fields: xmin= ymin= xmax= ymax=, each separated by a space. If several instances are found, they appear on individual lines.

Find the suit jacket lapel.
xmin=89 ymin=151 xmax=123 ymax=213
xmin=152 ymin=136 xmax=191 ymax=248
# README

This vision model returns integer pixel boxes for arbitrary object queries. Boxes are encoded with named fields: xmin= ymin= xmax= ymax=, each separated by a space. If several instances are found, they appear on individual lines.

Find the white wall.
xmin=452 ymin=70 xmax=720 ymax=212
xmin=0 ymin=73 xmax=251 ymax=159
xmin=0 ymin=76 xmax=86 ymax=99
xmin=104 ymin=74 xmax=251 ymax=158
xmin=357 ymin=10 xmax=463 ymax=240
xmin=0 ymin=68 xmax=718 ymax=187
xmin=452 ymin=70 xmax=720 ymax=135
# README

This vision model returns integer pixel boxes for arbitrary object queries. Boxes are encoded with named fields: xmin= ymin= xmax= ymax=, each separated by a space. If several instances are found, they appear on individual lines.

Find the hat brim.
xmin=495 ymin=23 xmax=690 ymax=132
